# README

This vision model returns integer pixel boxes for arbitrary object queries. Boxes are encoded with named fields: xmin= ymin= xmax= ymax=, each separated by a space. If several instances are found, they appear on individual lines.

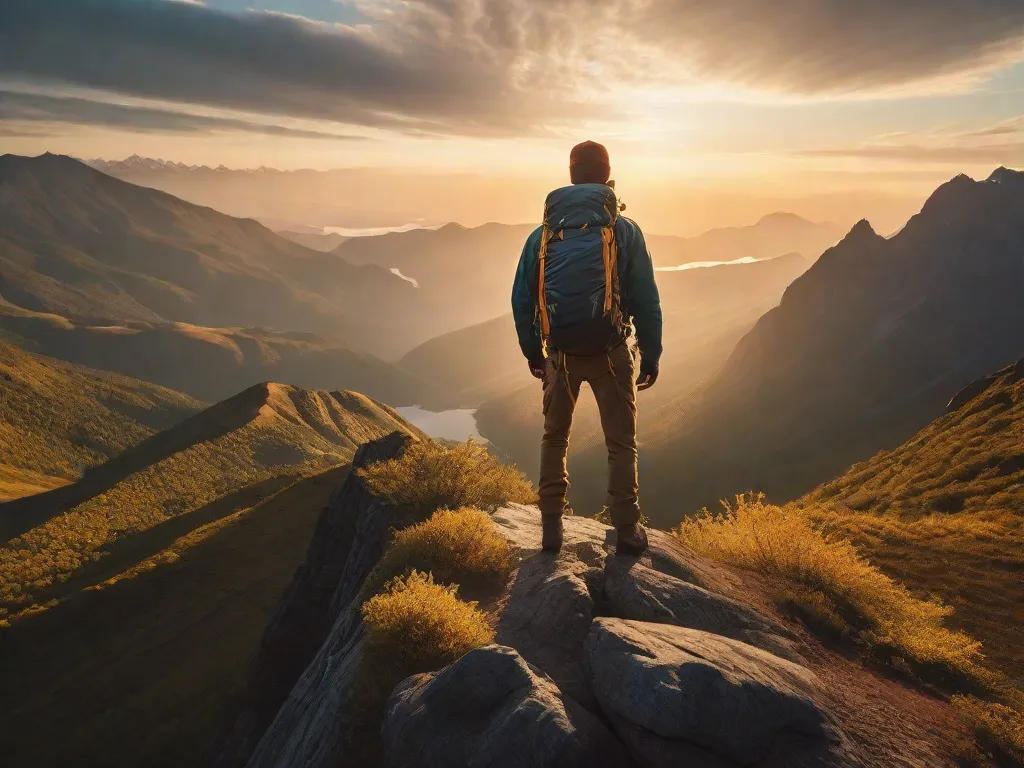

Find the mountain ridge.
xmin=639 ymin=167 xmax=1024 ymax=526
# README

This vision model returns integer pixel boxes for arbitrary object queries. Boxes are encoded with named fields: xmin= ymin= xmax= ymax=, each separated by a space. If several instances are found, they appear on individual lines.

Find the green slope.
xmin=0 ymin=337 xmax=201 ymax=499
xmin=0 ymin=382 xmax=423 ymax=619
xmin=798 ymin=359 xmax=1024 ymax=681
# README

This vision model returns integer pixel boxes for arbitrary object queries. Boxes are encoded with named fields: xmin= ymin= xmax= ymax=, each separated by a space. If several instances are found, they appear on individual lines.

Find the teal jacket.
xmin=511 ymin=216 xmax=663 ymax=372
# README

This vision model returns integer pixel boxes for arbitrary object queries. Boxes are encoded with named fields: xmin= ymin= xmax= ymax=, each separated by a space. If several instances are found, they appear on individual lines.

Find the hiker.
xmin=511 ymin=140 xmax=663 ymax=556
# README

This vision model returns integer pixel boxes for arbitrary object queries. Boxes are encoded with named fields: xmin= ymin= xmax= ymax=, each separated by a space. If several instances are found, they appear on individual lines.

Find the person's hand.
xmin=528 ymin=359 xmax=545 ymax=380
xmin=636 ymin=366 xmax=658 ymax=391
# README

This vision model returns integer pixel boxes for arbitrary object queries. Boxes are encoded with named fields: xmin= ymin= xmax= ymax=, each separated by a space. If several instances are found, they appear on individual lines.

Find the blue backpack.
xmin=537 ymin=184 xmax=626 ymax=356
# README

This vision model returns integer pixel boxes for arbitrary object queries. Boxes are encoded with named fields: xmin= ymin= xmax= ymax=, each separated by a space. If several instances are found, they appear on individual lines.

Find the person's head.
xmin=569 ymin=140 xmax=611 ymax=185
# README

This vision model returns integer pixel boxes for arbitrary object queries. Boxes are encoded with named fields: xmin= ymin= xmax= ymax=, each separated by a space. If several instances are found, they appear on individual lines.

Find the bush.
xmin=363 ymin=508 xmax=518 ymax=600
xmin=361 ymin=570 xmax=494 ymax=682
xmin=357 ymin=439 xmax=535 ymax=514
xmin=674 ymin=494 xmax=984 ymax=683
xmin=952 ymin=696 xmax=1024 ymax=765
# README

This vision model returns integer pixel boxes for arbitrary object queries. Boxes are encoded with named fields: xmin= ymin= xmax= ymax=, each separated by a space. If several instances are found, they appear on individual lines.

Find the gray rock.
xmin=586 ymin=618 xmax=835 ymax=766
xmin=603 ymin=557 xmax=802 ymax=662
xmin=383 ymin=645 xmax=628 ymax=768
xmin=493 ymin=506 xmax=608 ymax=708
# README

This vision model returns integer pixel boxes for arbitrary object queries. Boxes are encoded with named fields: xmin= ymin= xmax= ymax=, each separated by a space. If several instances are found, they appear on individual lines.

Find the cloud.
xmin=0 ymin=90 xmax=370 ymax=140
xmin=2 ymin=0 xmax=1024 ymax=137
xmin=794 ymin=117 xmax=1024 ymax=165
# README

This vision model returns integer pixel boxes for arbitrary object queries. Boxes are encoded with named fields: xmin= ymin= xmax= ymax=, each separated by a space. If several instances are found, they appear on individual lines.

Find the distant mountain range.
xmin=0 ymin=300 xmax=433 ymax=405
xmin=638 ymin=167 xmax=1024 ymax=525
xmin=0 ymin=153 xmax=454 ymax=401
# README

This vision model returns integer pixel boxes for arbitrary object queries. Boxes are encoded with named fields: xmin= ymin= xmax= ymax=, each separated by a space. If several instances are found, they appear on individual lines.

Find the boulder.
xmin=603 ymin=557 xmax=802 ymax=662
xmin=383 ymin=645 xmax=628 ymax=768
xmin=586 ymin=618 xmax=848 ymax=767
xmin=493 ymin=505 xmax=608 ymax=708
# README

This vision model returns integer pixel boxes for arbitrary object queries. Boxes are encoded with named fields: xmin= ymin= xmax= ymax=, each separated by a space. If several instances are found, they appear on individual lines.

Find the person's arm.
xmin=511 ymin=227 xmax=544 ymax=374
xmin=620 ymin=219 xmax=663 ymax=388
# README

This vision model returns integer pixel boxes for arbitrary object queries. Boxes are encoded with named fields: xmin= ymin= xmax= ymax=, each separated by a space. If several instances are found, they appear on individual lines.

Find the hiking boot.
xmin=615 ymin=523 xmax=648 ymax=557
xmin=541 ymin=514 xmax=564 ymax=552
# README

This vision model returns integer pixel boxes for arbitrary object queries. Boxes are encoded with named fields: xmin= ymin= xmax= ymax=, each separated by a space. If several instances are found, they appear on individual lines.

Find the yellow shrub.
xmin=952 ymin=696 xmax=1024 ymax=764
xmin=361 ymin=570 xmax=494 ymax=681
xmin=358 ymin=439 xmax=535 ymax=514
xmin=674 ymin=494 xmax=983 ymax=681
xmin=364 ymin=508 xmax=517 ymax=599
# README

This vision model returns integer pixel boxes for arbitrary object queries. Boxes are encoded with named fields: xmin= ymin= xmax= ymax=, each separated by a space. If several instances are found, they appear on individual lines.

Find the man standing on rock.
xmin=511 ymin=141 xmax=663 ymax=556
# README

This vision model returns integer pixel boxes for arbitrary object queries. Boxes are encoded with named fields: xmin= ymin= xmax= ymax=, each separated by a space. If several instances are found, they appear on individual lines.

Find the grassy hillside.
xmin=0 ymin=382 xmax=422 ymax=619
xmin=0 ymin=153 xmax=419 ymax=357
xmin=0 ymin=465 xmax=345 ymax=768
xmin=797 ymin=359 xmax=1024 ymax=681
xmin=0 ymin=300 xmax=435 ymax=405
xmin=0 ymin=338 xmax=201 ymax=500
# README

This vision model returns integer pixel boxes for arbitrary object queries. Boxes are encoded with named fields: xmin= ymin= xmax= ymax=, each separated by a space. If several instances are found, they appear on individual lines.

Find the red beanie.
xmin=569 ymin=140 xmax=611 ymax=184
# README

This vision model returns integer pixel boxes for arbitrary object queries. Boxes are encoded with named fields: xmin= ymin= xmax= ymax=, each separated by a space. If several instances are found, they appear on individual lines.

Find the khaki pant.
xmin=538 ymin=342 xmax=640 ymax=527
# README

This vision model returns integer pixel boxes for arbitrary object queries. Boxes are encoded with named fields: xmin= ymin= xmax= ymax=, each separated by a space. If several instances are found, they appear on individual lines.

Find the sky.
xmin=3 ymin=1 xmax=1024 ymax=232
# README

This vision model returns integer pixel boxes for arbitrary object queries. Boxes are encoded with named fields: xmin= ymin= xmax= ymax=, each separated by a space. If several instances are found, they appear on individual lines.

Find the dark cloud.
xmin=0 ymin=0 xmax=576 ymax=136
xmin=0 ymin=90 xmax=369 ymax=140
xmin=1 ymin=0 xmax=1024 ymax=138
xmin=624 ymin=1 xmax=1024 ymax=94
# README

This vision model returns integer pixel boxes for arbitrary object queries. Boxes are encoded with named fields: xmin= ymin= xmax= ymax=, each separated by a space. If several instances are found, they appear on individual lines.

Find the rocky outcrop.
xmin=218 ymin=445 xmax=951 ymax=768
xmin=603 ymin=556 xmax=802 ymax=662
xmin=945 ymin=358 xmax=1024 ymax=413
xmin=586 ymin=619 xmax=851 ymax=767
xmin=383 ymin=645 xmax=627 ymax=768
xmin=214 ymin=431 xmax=413 ymax=768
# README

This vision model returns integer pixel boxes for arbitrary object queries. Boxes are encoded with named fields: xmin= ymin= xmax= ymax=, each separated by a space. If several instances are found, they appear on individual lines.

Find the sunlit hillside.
xmin=0 ymin=338 xmax=201 ymax=500
xmin=0 ymin=382 xmax=422 ymax=619
xmin=798 ymin=359 xmax=1024 ymax=681
xmin=0 ymin=300 xmax=434 ymax=405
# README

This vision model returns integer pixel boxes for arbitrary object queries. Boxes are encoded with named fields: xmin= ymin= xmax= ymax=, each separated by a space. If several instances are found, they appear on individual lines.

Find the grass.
xmin=0 ymin=337 xmax=201 ymax=490
xmin=361 ymin=570 xmax=495 ymax=685
xmin=0 ymin=383 xmax=417 ymax=620
xmin=362 ymin=507 xmax=518 ymax=600
xmin=952 ymin=695 xmax=1024 ymax=766
xmin=797 ymin=362 xmax=1024 ymax=681
xmin=674 ymin=494 xmax=984 ymax=685
xmin=357 ymin=438 xmax=535 ymax=514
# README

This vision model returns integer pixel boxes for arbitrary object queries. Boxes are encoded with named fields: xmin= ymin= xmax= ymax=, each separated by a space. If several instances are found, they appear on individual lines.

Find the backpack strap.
xmin=601 ymin=225 xmax=616 ymax=315
xmin=536 ymin=224 xmax=552 ymax=340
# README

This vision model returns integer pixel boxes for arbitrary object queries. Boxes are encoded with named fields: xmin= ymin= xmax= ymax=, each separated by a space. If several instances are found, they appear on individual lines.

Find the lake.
xmin=396 ymin=406 xmax=485 ymax=442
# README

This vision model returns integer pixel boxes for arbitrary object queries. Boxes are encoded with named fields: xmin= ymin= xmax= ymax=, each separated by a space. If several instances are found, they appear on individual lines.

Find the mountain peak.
xmin=842 ymin=218 xmax=879 ymax=243
xmin=987 ymin=166 xmax=1024 ymax=184
xmin=756 ymin=211 xmax=810 ymax=226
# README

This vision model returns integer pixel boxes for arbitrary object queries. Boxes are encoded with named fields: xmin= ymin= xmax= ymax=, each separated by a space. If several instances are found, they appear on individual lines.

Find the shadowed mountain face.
xmin=0 ymin=300 xmax=434 ymax=406
xmin=0 ymin=337 xmax=202 ymax=500
xmin=474 ymin=254 xmax=810 ymax=491
xmin=0 ymin=154 xmax=421 ymax=358
xmin=641 ymin=168 xmax=1024 ymax=526
xmin=798 ymin=359 xmax=1024 ymax=680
